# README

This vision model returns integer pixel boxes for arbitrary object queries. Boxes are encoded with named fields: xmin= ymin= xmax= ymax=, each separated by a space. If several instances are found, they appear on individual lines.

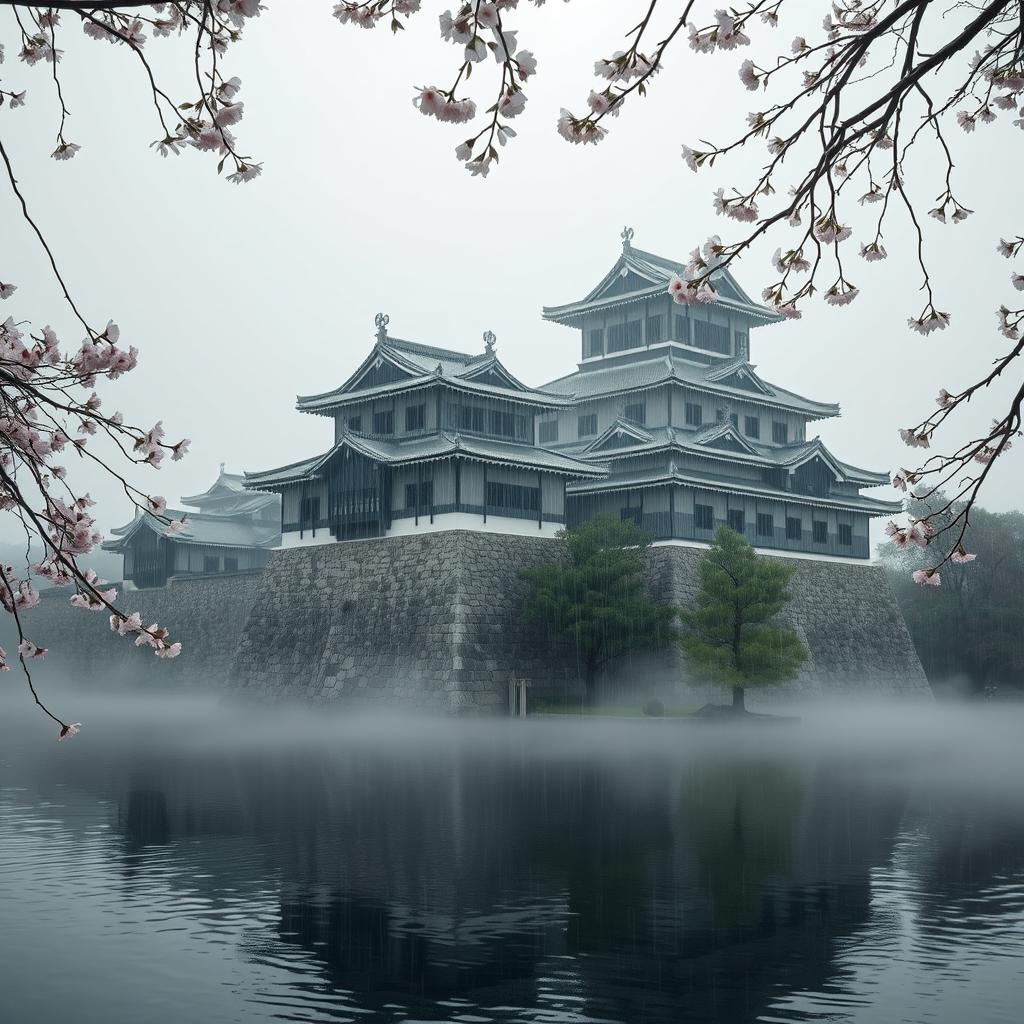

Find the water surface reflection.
xmin=1 ymin=699 xmax=1022 ymax=1023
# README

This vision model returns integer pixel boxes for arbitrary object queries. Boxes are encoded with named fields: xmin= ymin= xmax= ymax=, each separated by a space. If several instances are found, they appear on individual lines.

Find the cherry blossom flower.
xmin=165 ymin=518 xmax=188 ymax=536
xmin=681 ymin=145 xmax=703 ymax=172
xmin=51 ymin=142 xmax=80 ymax=161
xmin=477 ymin=3 xmax=498 ymax=30
xmin=17 ymin=639 xmax=46 ymax=659
xmin=950 ymin=549 xmax=977 ymax=564
xmin=58 ymin=722 xmax=81 ymax=742
xmin=900 ymin=428 xmax=931 ymax=449
xmin=499 ymin=89 xmax=527 ymax=118
xmin=891 ymin=468 xmax=920 ymax=491
xmin=515 ymin=51 xmax=537 ymax=79
xmin=227 ymin=162 xmax=262 ymax=184
xmin=908 ymin=309 xmax=951 ymax=335
xmin=936 ymin=388 xmax=956 ymax=408
xmin=813 ymin=217 xmax=852 ymax=244
xmin=860 ymin=242 xmax=888 ymax=262
xmin=712 ymin=189 xmax=758 ymax=222
xmin=824 ymin=282 xmax=859 ymax=306
xmin=557 ymin=109 xmax=606 ymax=145
xmin=214 ymin=102 xmax=244 ymax=127
xmin=739 ymin=60 xmax=759 ymax=90
xmin=912 ymin=569 xmax=941 ymax=587
xmin=0 ymin=282 xmax=16 ymax=300
xmin=110 ymin=611 xmax=143 ymax=635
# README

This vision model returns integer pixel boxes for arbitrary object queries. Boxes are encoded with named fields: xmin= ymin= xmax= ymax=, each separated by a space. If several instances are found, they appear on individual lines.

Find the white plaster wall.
xmin=387 ymin=512 xmax=558 ymax=539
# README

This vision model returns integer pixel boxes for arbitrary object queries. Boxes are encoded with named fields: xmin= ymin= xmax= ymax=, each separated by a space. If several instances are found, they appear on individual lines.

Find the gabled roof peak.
xmin=583 ymin=416 xmax=655 ymax=454
xmin=542 ymin=230 xmax=783 ymax=327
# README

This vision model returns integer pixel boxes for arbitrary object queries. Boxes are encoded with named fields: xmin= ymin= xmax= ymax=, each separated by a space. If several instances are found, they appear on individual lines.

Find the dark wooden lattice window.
xmin=300 ymin=495 xmax=320 ymax=527
xmin=203 ymin=555 xmax=219 ymax=573
xmin=372 ymin=410 xmax=394 ymax=435
xmin=485 ymin=481 xmax=540 ymax=511
xmin=607 ymin=320 xmax=643 ymax=353
xmin=405 ymin=481 xmax=433 ymax=509
xmin=744 ymin=415 xmax=760 ymax=439
xmin=405 ymin=404 xmax=425 ymax=432
xmin=586 ymin=329 xmax=604 ymax=358
xmin=786 ymin=517 xmax=802 ymax=540
xmin=838 ymin=523 xmax=853 ymax=547
xmin=674 ymin=313 xmax=690 ymax=342
xmin=694 ymin=320 xmax=731 ymax=354
xmin=224 ymin=556 xmax=238 ymax=572
xmin=695 ymin=504 xmax=714 ymax=530
xmin=757 ymin=513 xmax=774 ymax=537
xmin=685 ymin=402 xmax=703 ymax=427
xmin=728 ymin=509 xmax=745 ymax=534
xmin=813 ymin=520 xmax=828 ymax=544
xmin=645 ymin=315 xmax=664 ymax=344
xmin=578 ymin=414 xmax=598 ymax=437
xmin=772 ymin=421 xmax=788 ymax=444
xmin=624 ymin=401 xmax=646 ymax=425
xmin=539 ymin=420 xmax=558 ymax=443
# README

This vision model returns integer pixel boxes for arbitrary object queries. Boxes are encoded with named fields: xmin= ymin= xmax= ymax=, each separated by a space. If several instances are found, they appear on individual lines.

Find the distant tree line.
xmin=879 ymin=497 xmax=1024 ymax=695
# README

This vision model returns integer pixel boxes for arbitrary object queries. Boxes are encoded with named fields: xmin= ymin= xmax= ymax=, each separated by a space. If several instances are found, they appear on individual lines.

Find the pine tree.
xmin=521 ymin=516 xmax=677 ymax=703
xmin=681 ymin=526 xmax=807 ymax=712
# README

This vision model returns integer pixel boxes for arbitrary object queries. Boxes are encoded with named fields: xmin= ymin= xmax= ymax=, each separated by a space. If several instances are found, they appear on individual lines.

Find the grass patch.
xmin=531 ymin=698 xmax=696 ymax=718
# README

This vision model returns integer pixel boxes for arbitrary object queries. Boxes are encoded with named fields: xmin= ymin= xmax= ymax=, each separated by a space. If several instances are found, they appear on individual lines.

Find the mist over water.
xmin=2 ymin=692 xmax=1022 ymax=1024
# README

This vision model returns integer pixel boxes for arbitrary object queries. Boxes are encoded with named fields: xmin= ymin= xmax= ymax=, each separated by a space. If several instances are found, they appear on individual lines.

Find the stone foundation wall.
xmin=228 ymin=532 xmax=581 ymax=711
xmin=6 ymin=571 xmax=263 ymax=687
xmin=7 ymin=532 xmax=930 ymax=708
xmin=638 ymin=545 xmax=931 ymax=706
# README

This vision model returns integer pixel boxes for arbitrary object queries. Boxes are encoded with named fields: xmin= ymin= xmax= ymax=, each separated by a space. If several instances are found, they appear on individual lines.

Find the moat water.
xmin=1 ymin=697 xmax=1022 ymax=1024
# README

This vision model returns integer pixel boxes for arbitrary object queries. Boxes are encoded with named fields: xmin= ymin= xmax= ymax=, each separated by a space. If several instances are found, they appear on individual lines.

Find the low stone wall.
xmin=7 ymin=532 xmax=930 ymax=708
xmin=7 ymin=571 xmax=263 ymax=687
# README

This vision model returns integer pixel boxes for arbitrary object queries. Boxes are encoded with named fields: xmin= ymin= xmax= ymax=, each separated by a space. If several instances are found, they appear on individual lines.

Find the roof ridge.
xmin=386 ymin=336 xmax=477 ymax=363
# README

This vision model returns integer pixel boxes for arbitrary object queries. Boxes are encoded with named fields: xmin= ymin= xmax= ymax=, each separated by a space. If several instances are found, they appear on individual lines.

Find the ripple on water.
xmin=3 ymin=708 xmax=1024 ymax=1024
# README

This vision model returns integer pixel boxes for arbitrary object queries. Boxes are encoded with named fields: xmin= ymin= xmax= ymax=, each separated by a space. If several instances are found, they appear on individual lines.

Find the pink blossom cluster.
xmin=110 ymin=612 xmax=182 ymax=659
xmin=335 ymin=2 xmax=539 ymax=176
xmin=0 ymin=280 xmax=188 ymax=735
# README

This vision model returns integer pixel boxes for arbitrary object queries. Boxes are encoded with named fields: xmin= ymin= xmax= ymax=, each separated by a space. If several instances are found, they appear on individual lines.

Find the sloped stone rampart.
xmin=8 ymin=532 xmax=930 ymax=708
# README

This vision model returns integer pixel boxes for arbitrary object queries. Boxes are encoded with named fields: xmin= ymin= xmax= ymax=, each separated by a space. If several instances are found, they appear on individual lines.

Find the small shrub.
xmin=643 ymin=698 xmax=665 ymax=717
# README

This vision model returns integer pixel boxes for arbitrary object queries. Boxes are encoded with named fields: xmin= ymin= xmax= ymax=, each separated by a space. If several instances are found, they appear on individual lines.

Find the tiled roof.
xmin=181 ymin=468 xmax=279 ymax=513
xmin=295 ymin=337 xmax=572 ymax=415
xmin=103 ymin=511 xmax=279 ymax=551
xmin=539 ymin=353 xmax=840 ymax=420
xmin=244 ymin=430 xmax=608 ymax=489
xmin=542 ymin=245 xmax=784 ymax=325
xmin=559 ymin=425 xmax=889 ymax=487
xmin=566 ymin=463 xmax=901 ymax=516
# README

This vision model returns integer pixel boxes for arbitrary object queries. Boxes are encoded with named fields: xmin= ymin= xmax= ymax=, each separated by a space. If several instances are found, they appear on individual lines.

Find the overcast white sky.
xmin=2 ymin=2 xmax=1020 ymax=551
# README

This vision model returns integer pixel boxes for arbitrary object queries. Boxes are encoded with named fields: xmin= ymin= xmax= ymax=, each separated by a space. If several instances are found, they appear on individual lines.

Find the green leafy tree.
xmin=521 ymin=516 xmax=676 ymax=703
xmin=878 ymin=494 xmax=1024 ymax=694
xmin=681 ymin=526 xmax=807 ymax=712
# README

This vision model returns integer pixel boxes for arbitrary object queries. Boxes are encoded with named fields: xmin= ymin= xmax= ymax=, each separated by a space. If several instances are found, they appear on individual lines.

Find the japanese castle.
xmin=245 ymin=231 xmax=899 ymax=560
xmin=104 ymin=466 xmax=280 ymax=589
